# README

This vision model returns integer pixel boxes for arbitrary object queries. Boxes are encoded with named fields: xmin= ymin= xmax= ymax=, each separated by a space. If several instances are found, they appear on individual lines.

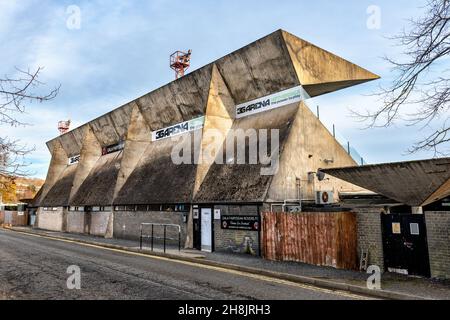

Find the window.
xmin=162 ymin=205 xmax=176 ymax=212
xmin=92 ymin=206 xmax=101 ymax=212
xmin=136 ymin=205 xmax=148 ymax=211
xmin=175 ymin=204 xmax=189 ymax=212
xmin=69 ymin=206 xmax=85 ymax=212
xmin=148 ymin=204 xmax=162 ymax=211
xmin=410 ymin=223 xmax=420 ymax=235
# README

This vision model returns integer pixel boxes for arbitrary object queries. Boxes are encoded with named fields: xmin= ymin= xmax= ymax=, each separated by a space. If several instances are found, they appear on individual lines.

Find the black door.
xmin=193 ymin=207 xmax=201 ymax=250
xmin=381 ymin=213 xmax=431 ymax=277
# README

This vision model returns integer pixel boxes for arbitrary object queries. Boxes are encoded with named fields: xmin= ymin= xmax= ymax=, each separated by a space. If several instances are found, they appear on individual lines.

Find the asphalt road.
xmin=0 ymin=229 xmax=369 ymax=300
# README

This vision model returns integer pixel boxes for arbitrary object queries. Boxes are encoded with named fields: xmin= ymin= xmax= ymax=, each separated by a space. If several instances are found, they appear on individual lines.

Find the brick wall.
xmin=213 ymin=205 xmax=260 ymax=255
xmin=113 ymin=211 xmax=187 ymax=246
xmin=354 ymin=208 xmax=384 ymax=271
xmin=425 ymin=211 xmax=450 ymax=279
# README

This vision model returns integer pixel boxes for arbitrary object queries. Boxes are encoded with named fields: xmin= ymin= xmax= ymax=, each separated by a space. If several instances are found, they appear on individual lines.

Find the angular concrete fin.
xmin=281 ymin=30 xmax=380 ymax=97
xmin=113 ymin=102 xmax=152 ymax=200
xmin=39 ymin=139 xmax=69 ymax=203
xmin=266 ymin=101 xmax=364 ymax=202
xmin=193 ymin=64 xmax=236 ymax=197
xmin=423 ymin=178 xmax=450 ymax=206
xmin=69 ymin=124 xmax=103 ymax=203
xmin=322 ymin=159 xmax=450 ymax=206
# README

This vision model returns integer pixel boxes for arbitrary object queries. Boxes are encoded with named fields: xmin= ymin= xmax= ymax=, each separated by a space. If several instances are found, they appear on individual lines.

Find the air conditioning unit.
xmin=316 ymin=191 xmax=334 ymax=205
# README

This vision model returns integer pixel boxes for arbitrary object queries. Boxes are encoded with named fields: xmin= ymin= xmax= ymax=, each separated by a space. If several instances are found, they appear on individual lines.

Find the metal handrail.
xmin=139 ymin=223 xmax=182 ymax=253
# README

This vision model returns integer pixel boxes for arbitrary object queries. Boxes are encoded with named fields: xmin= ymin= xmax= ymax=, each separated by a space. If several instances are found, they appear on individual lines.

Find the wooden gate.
xmin=262 ymin=212 xmax=357 ymax=270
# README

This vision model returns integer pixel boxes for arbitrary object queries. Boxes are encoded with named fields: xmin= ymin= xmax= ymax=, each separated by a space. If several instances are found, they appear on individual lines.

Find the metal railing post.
xmin=140 ymin=223 xmax=183 ymax=254
xmin=151 ymin=224 xmax=154 ymax=252
xmin=139 ymin=224 xmax=143 ymax=250
xmin=163 ymin=225 xmax=167 ymax=253
xmin=178 ymin=227 xmax=181 ymax=252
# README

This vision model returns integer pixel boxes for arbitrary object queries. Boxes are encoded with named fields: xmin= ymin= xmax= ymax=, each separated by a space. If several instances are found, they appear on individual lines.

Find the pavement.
xmin=3 ymin=226 xmax=450 ymax=300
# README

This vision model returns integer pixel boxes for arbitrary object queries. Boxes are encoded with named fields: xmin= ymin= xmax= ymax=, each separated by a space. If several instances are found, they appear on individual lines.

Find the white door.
xmin=201 ymin=208 xmax=212 ymax=252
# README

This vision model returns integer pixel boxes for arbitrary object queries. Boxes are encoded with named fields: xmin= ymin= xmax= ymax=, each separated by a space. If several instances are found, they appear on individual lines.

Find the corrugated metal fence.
xmin=262 ymin=212 xmax=357 ymax=270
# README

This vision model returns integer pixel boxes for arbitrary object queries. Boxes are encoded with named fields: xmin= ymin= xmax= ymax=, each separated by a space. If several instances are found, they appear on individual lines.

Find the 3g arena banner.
xmin=68 ymin=155 xmax=81 ymax=165
xmin=151 ymin=116 xmax=205 ymax=141
xmin=235 ymin=85 xmax=310 ymax=119
xmin=102 ymin=141 xmax=125 ymax=155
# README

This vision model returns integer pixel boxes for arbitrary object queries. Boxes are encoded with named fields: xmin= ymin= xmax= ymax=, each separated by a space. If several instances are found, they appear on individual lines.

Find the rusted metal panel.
xmin=262 ymin=212 xmax=357 ymax=270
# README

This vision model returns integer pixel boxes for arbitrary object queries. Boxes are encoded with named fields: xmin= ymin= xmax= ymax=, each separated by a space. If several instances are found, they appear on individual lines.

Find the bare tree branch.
xmin=1 ymin=67 xmax=59 ymax=180
xmin=354 ymin=0 xmax=450 ymax=155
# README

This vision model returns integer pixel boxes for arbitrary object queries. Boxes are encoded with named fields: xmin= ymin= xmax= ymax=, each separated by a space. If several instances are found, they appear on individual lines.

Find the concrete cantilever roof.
xmin=46 ymin=29 xmax=379 ymax=156
xmin=37 ymin=29 xmax=380 ymax=206
xmin=321 ymin=158 xmax=450 ymax=207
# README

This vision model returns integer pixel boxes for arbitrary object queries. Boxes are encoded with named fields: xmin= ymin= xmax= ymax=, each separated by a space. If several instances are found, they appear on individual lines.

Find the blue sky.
xmin=0 ymin=0 xmax=433 ymax=178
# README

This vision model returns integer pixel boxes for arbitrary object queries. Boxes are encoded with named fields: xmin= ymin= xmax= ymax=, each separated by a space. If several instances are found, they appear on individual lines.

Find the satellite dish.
xmin=316 ymin=170 xmax=326 ymax=181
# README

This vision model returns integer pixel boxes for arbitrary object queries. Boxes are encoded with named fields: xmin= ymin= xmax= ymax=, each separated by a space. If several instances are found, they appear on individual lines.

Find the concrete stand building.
xmin=33 ymin=30 xmax=379 ymax=256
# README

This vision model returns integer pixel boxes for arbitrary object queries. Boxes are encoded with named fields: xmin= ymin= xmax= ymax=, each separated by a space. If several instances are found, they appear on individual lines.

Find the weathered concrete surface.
xmin=70 ymin=152 xmax=123 ymax=206
xmin=40 ymin=164 xmax=78 ymax=207
xmin=55 ymin=125 xmax=86 ymax=158
xmin=214 ymin=30 xmax=299 ymax=104
xmin=193 ymin=64 xmax=235 ymax=198
xmin=37 ymin=29 xmax=380 ymax=213
xmin=114 ymin=137 xmax=198 ymax=205
xmin=137 ymin=65 xmax=212 ymax=131
xmin=89 ymin=102 xmax=133 ymax=147
xmin=69 ymin=125 xmax=103 ymax=202
xmin=322 ymin=158 xmax=450 ymax=206
xmin=90 ymin=212 xmax=113 ymax=237
xmin=424 ymin=178 xmax=450 ymax=206
xmin=113 ymin=104 xmax=152 ymax=200
xmin=267 ymin=101 xmax=363 ymax=202
xmin=37 ymin=140 xmax=68 ymax=207
xmin=36 ymin=208 xmax=65 ymax=232
xmin=281 ymin=30 xmax=379 ymax=97
xmin=66 ymin=211 xmax=85 ymax=234
xmin=194 ymin=103 xmax=298 ymax=203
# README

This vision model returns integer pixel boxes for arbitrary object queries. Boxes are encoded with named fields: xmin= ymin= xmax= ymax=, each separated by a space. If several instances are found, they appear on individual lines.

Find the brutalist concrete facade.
xmin=33 ymin=30 xmax=378 ymax=252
